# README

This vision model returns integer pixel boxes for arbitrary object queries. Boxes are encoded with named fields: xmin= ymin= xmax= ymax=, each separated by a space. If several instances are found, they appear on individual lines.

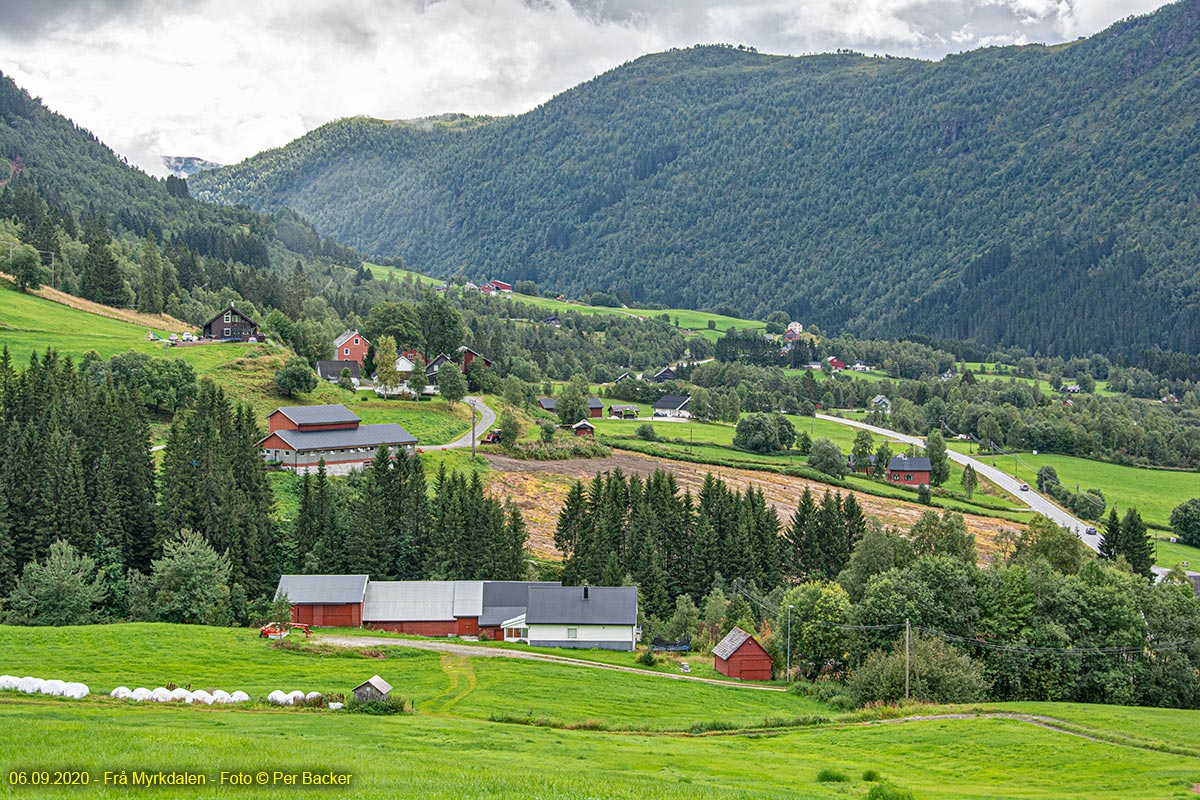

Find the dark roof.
xmin=202 ymin=303 xmax=257 ymax=329
xmin=265 ymin=423 xmax=417 ymax=451
xmin=653 ymin=367 xmax=676 ymax=379
xmin=272 ymin=404 xmax=360 ymax=427
xmin=888 ymin=455 xmax=931 ymax=472
xmin=275 ymin=574 xmax=368 ymax=604
xmin=426 ymin=353 xmax=452 ymax=375
xmin=713 ymin=626 xmax=760 ymax=660
xmin=525 ymin=586 xmax=637 ymax=625
xmin=587 ymin=397 xmax=603 ymax=409
xmin=538 ymin=397 xmax=557 ymax=410
xmin=653 ymin=395 xmax=690 ymax=410
xmin=317 ymin=361 xmax=361 ymax=380
xmin=614 ymin=372 xmax=633 ymax=382
xmin=479 ymin=581 xmax=562 ymax=626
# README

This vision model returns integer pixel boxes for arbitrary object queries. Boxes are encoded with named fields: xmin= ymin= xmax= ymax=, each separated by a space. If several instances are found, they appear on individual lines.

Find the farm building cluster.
xmin=276 ymin=577 xmax=639 ymax=651
xmin=258 ymin=404 xmax=417 ymax=473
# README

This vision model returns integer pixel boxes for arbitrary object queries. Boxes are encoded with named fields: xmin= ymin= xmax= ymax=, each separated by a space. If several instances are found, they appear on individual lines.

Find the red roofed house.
xmin=826 ymin=356 xmax=846 ymax=371
xmin=457 ymin=346 xmax=493 ymax=371
xmin=334 ymin=330 xmax=370 ymax=366
xmin=713 ymin=626 xmax=773 ymax=681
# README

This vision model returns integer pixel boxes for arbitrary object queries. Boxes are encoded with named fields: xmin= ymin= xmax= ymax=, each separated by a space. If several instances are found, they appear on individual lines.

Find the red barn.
xmin=826 ymin=356 xmax=846 ymax=371
xmin=572 ymin=420 xmax=595 ymax=437
xmin=362 ymin=581 xmax=482 ymax=636
xmin=713 ymin=627 xmax=773 ymax=681
xmin=276 ymin=574 xmax=368 ymax=627
xmin=887 ymin=455 xmax=931 ymax=487
xmin=334 ymin=330 xmax=370 ymax=366
xmin=457 ymin=346 xmax=493 ymax=371
xmin=491 ymin=280 xmax=513 ymax=293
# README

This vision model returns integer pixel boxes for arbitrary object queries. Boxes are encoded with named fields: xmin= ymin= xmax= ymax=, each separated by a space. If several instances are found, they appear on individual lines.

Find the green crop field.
xmin=951 ymin=446 xmax=1199 ymax=530
xmin=1 ymin=624 xmax=1198 ymax=799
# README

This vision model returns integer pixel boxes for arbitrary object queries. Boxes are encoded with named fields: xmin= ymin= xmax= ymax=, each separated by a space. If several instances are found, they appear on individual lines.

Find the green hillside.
xmin=193 ymin=0 xmax=1200 ymax=357
xmin=2 ymin=624 xmax=1198 ymax=798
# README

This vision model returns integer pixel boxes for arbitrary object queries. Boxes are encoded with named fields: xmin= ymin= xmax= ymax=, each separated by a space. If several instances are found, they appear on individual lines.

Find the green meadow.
xmin=1 ymin=624 xmax=1198 ymax=799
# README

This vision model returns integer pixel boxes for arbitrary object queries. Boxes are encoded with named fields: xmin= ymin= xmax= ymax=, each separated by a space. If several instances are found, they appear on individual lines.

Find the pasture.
xmin=0 ymin=624 xmax=1197 ymax=799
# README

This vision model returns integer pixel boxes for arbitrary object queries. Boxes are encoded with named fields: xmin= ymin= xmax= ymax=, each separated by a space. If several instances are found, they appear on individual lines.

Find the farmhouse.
xmin=826 ymin=357 xmax=846 ymax=371
xmin=887 ymin=454 xmax=931 ymax=487
xmin=651 ymin=367 xmax=677 ymax=382
xmin=477 ymin=581 xmax=563 ymax=640
xmin=871 ymin=394 xmax=892 ymax=414
xmin=713 ymin=627 xmax=773 ymax=681
xmin=783 ymin=330 xmax=803 ymax=342
xmin=334 ymin=330 xmax=370 ymax=366
xmin=393 ymin=355 xmax=416 ymax=375
xmin=258 ymin=404 xmax=417 ymax=472
xmin=502 ymin=585 xmax=638 ymax=651
xmin=276 ymin=574 xmax=368 ymax=627
xmin=457 ymin=346 xmax=493 ymax=371
xmin=202 ymin=303 xmax=259 ymax=341
xmin=851 ymin=361 xmax=870 ymax=372
xmin=537 ymin=397 xmax=557 ymax=412
xmin=543 ymin=315 xmax=561 ymax=327
xmin=425 ymin=353 xmax=452 ymax=380
xmin=846 ymin=453 xmax=877 ymax=475
xmin=653 ymin=395 xmax=691 ymax=418
xmin=609 ymin=405 xmax=639 ymax=419
xmin=572 ymin=420 xmax=595 ymax=437
xmin=786 ymin=321 xmax=804 ymax=334
xmin=316 ymin=360 xmax=360 ymax=384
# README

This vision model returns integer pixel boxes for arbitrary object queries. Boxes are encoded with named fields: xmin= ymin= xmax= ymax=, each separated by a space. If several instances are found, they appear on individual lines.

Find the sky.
xmin=0 ymin=0 xmax=1171 ymax=176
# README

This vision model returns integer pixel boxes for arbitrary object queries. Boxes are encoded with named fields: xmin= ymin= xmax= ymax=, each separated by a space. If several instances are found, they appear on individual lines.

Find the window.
xmin=343 ymin=348 xmax=350 ymax=356
xmin=223 ymin=328 xmax=231 ymax=337
xmin=891 ymin=473 xmax=899 ymax=481
xmin=353 ymin=338 xmax=360 ymax=345
xmin=223 ymin=311 xmax=232 ymax=323
xmin=904 ymin=474 xmax=913 ymax=482
xmin=567 ymin=628 xmax=578 ymax=639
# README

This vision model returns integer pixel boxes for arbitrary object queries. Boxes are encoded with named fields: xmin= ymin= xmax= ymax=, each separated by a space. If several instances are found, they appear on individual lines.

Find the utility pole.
xmin=470 ymin=400 xmax=478 ymax=459
xmin=904 ymin=618 xmax=911 ymax=702
xmin=786 ymin=604 xmax=794 ymax=683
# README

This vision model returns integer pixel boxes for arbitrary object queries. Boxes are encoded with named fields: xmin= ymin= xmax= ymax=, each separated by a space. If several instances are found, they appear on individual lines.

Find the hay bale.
xmin=19 ymin=677 xmax=45 ymax=694
xmin=0 ymin=675 xmax=19 ymax=690
xmin=211 ymin=690 xmax=231 ymax=703
xmin=287 ymin=690 xmax=305 ymax=705
xmin=131 ymin=688 xmax=152 ymax=702
xmin=267 ymin=690 xmax=289 ymax=706
xmin=328 ymin=702 xmax=344 ymax=710
xmin=110 ymin=686 xmax=132 ymax=699
xmin=229 ymin=691 xmax=250 ymax=704
xmin=191 ymin=690 xmax=214 ymax=705
xmin=169 ymin=688 xmax=193 ymax=703
xmin=63 ymin=683 xmax=88 ymax=699
xmin=152 ymin=687 xmax=172 ymax=703
xmin=40 ymin=679 xmax=66 ymax=696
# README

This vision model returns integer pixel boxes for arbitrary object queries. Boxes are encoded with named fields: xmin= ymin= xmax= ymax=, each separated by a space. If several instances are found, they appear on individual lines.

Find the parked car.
xmin=168 ymin=334 xmax=178 ymax=343
xmin=247 ymin=336 xmax=257 ymax=343
xmin=1084 ymin=527 xmax=1097 ymax=536
xmin=182 ymin=332 xmax=193 ymax=342
xmin=1019 ymin=483 xmax=1029 ymax=491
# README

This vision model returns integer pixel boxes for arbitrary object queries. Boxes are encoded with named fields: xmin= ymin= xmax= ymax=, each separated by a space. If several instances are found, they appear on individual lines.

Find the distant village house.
xmin=202 ymin=303 xmax=259 ymax=341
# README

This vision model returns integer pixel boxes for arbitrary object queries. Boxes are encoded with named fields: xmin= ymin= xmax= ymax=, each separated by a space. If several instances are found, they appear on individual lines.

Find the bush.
xmin=636 ymin=423 xmax=658 ymax=441
xmin=815 ymin=769 xmax=849 ymax=783
xmin=848 ymin=633 xmax=990 ymax=706
xmin=807 ymin=438 xmax=846 ymax=477
xmin=274 ymin=357 xmax=317 ymax=397
xmin=862 ymin=769 xmax=881 ymax=782
xmin=346 ymin=696 xmax=413 ymax=715
xmin=637 ymin=649 xmax=658 ymax=666
xmin=1171 ymin=498 xmax=1200 ymax=547
xmin=866 ymin=784 xmax=915 ymax=800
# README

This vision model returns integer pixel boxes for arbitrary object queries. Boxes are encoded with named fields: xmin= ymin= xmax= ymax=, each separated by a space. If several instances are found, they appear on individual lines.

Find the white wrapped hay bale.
xmin=328 ymin=702 xmax=344 ymax=710
xmin=19 ymin=677 xmax=45 ymax=694
xmin=40 ymin=679 xmax=66 ymax=696
xmin=191 ymin=690 xmax=214 ymax=705
xmin=131 ymin=688 xmax=152 ymax=702
xmin=63 ymin=683 xmax=88 ymax=699
xmin=211 ymin=690 xmax=231 ymax=703
xmin=152 ymin=687 xmax=172 ymax=703
xmin=287 ymin=690 xmax=305 ymax=705
xmin=169 ymin=688 xmax=193 ymax=703
xmin=0 ymin=675 xmax=19 ymax=690
xmin=305 ymin=691 xmax=322 ymax=704
xmin=110 ymin=686 xmax=132 ymax=699
xmin=267 ymin=690 xmax=289 ymax=706
xmin=229 ymin=691 xmax=250 ymax=704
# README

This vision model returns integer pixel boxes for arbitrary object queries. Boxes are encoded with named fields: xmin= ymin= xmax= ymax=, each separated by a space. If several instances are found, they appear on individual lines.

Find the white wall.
xmin=527 ymin=623 xmax=636 ymax=648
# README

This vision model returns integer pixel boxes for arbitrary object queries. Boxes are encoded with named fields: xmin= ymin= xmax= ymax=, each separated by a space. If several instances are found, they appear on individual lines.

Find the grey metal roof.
xmin=538 ymin=397 xmax=557 ymax=410
xmin=334 ymin=329 xmax=365 ymax=348
xmin=273 ymin=404 xmax=360 ymax=427
xmin=888 ymin=455 xmax=931 ymax=472
xmin=453 ymin=581 xmax=484 ymax=618
xmin=317 ymin=361 xmax=361 ymax=380
xmin=363 ymin=581 xmax=458 ymax=622
xmin=275 ymin=574 xmax=368 ymax=605
xmin=355 ymin=675 xmax=392 ymax=695
xmin=266 ymin=423 xmax=417 ymax=451
xmin=587 ymin=397 xmax=603 ymax=409
xmin=713 ymin=626 xmax=755 ymax=660
xmin=525 ymin=586 xmax=637 ymax=626
xmin=479 ymin=581 xmax=561 ymax=626
xmin=653 ymin=395 xmax=690 ymax=410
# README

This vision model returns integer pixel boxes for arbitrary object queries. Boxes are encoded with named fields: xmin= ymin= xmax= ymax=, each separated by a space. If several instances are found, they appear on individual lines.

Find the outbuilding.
xmin=276 ymin=574 xmax=368 ymax=627
xmin=503 ymin=585 xmax=638 ymax=651
xmin=572 ymin=420 xmax=595 ymax=437
xmin=352 ymin=675 xmax=392 ymax=703
xmin=887 ymin=454 xmax=931 ymax=487
xmin=361 ymin=580 xmax=483 ymax=636
xmin=713 ymin=627 xmax=773 ymax=681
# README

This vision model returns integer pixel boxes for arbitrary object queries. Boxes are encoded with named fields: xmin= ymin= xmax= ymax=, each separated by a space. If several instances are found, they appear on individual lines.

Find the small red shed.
xmin=713 ymin=626 xmax=773 ymax=681
xmin=572 ymin=420 xmax=596 ymax=437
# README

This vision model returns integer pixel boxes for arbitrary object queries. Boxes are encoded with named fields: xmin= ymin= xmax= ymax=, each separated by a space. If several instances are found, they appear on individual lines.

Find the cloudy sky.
xmin=0 ymin=0 xmax=1170 ymax=175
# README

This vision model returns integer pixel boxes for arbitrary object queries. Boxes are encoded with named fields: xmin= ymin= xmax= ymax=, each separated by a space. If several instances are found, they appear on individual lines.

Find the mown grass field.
xmin=1 ymin=624 xmax=1198 ymax=799
xmin=960 ymin=362 xmax=1119 ymax=397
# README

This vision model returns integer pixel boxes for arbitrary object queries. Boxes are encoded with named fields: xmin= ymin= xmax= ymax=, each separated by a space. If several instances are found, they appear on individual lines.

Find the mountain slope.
xmin=193 ymin=1 xmax=1200 ymax=356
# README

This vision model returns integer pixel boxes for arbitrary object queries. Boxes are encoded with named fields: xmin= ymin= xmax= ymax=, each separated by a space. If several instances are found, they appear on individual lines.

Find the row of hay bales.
xmin=0 ymin=675 xmax=89 ymax=698
xmin=110 ymin=686 xmax=251 ymax=704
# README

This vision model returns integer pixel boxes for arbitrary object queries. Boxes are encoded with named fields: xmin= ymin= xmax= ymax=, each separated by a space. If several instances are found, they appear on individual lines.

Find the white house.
xmin=501 ymin=586 xmax=637 ymax=651
xmin=652 ymin=395 xmax=691 ymax=419
xmin=851 ymin=362 xmax=870 ymax=372
xmin=394 ymin=355 xmax=416 ymax=374
xmin=871 ymin=394 xmax=892 ymax=414
xmin=786 ymin=321 xmax=804 ymax=334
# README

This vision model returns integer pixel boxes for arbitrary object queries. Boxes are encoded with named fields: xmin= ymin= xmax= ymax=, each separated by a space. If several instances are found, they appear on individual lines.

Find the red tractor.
xmin=259 ymin=622 xmax=310 ymax=640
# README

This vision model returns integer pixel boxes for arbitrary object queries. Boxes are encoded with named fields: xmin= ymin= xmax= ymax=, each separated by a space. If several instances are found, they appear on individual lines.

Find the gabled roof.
xmin=202 ymin=302 xmax=258 ymax=329
xmin=572 ymin=419 xmax=595 ymax=430
xmin=264 ymin=423 xmax=417 ymax=451
xmin=479 ymin=581 xmax=562 ymax=626
xmin=271 ymin=404 xmax=360 ymax=427
xmin=363 ymin=581 xmax=459 ymax=622
xmin=426 ymin=353 xmax=452 ymax=374
xmin=317 ymin=361 xmax=361 ymax=381
xmin=275 ymin=574 xmax=368 ymax=605
xmin=653 ymin=395 xmax=690 ymax=411
xmin=871 ymin=394 xmax=890 ymax=404
xmin=713 ymin=626 xmax=764 ymax=660
xmin=525 ymin=586 xmax=637 ymax=626
xmin=355 ymin=675 xmax=392 ymax=695
xmin=452 ymin=580 xmax=484 ymax=618
xmin=653 ymin=367 xmax=676 ymax=379
xmin=587 ymin=397 xmax=603 ymax=409
xmin=614 ymin=372 xmax=633 ymax=383
xmin=538 ymin=397 xmax=557 ymax=411
xmin=334 ymin=329 xmax=367 ymax=348
xmin=888 ymin=455 xmax=931 ymax=472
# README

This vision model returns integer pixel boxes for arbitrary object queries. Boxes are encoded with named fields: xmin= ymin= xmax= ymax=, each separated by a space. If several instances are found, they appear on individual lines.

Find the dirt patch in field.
xmin=485 ymin=452 xmax=1022 ymax=563
xmin=0 ymin=271 xmax=191 ymax=332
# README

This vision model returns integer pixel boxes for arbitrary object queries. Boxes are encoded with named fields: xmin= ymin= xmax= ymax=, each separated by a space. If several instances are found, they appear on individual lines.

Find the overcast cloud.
xmin=0 ymin=0 xmax=1170 ymax=175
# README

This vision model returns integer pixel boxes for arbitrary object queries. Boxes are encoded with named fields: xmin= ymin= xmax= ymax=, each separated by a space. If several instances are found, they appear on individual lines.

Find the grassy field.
xmin=961 ymin=362 xmax=1120 ymax=397
xmin=362 ymin=263 xmax=444 ymax=286
xmin=1 ymin=624 xmax=1198 ymax=798
xmin=951 ymin=445 xmax=1199 ymax=529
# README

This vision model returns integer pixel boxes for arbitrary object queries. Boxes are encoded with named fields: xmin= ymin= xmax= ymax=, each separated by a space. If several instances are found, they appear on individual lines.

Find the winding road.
xmin=425 ymin=396 xmax=497 ymax=451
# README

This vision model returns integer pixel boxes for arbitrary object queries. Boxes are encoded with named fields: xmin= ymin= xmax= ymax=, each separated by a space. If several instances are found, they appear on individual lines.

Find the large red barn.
xmin=713 ymin=627 xmax=773 ymax=681
xmin=276 ymin=574 xmax=368 ymax=627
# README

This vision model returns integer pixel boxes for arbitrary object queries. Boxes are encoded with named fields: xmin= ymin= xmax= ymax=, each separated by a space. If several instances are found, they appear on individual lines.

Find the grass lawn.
xmin=1 ymin=624 xmax=1198 ymax=798
xmin=362 ymin=263 xmax=444 ymax=286
xmin=952 ymin=445 xmax=1199 ymax=530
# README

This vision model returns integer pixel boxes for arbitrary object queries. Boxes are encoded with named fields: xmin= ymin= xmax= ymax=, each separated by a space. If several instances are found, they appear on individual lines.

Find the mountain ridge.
xmin=192 ymin=0 xmax=1200 ymax=356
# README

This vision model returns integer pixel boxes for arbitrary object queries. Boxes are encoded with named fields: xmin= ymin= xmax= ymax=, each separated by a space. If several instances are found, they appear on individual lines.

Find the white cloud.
xmin=0 ymin=0 xmax=1170 ymax=175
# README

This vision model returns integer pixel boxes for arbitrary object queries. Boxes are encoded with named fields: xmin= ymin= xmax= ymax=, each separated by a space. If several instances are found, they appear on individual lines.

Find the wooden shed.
xmin=713 ymin=627 xmax=773 ymax=681
xmin=353 ymin=675 xmax=392 ymax=703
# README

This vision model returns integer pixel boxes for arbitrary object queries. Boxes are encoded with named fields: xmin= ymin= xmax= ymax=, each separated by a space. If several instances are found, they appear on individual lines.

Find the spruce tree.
xmin=137 ymin=234 xmax=163 ymax=313
xmin=926 ymin=429 xmax=950 ymax=486
xmin=1098 ymin=507 xmax=1120 ymax=560
xmin=1120 ymin=508 xmax=1153 ymax=578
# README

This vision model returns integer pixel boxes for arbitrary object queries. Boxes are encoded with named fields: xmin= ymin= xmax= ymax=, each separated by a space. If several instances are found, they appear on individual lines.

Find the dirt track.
xmin=484 ymin=451 xmax=1022 ymax=562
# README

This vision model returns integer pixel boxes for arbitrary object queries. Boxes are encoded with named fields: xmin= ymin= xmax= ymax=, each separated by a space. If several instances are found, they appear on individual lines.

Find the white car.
xmin=182 ymin=332 xmax=193 ymax=342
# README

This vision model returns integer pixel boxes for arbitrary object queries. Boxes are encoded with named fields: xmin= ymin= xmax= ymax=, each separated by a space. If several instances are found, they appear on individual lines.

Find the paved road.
xmin=317 ymin=634 xmax=785 ymax=691
xmin=425 ymin=396 xmax=496 ymax=451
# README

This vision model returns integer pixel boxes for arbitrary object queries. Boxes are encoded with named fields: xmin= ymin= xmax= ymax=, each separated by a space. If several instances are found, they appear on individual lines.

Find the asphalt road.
xmin=425 ymin=396 xmax=496 ymax=451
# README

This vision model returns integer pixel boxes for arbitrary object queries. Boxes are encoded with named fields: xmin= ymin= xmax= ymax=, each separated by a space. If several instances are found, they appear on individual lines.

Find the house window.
xmin=891 ymin=473 xmax=899 ymax=481
xmin=344 ymin=348 xmax=350 ymax=356
xmin=224 ymin=311 xmax=232 ymax=323
xmin=905 ymin=474 xmax=913 ymax=482
xmin=353 ymin=338 xmax=360 ymax=345
xmin=223 ymin=328 xmax=231 ymax=337
xmin=567 ymin=628 xmax=578 ymax=639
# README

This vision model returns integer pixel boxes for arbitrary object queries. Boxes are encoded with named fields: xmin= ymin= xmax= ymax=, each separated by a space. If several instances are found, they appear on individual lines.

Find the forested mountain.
xmin=194 ymin=0 xmax=1200 ymax=357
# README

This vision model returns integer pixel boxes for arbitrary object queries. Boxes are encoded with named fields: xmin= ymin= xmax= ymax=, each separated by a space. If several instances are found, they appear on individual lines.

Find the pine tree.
xmin=926 ymin=429 xmax=950 ymax=486
xmin=1098 ymin=507 xmax=1120 ymax=560
xmin=81 ymin=219 xmax=126 ymax=307
xmin=1120 ymin=508 xmax=1153 ymax=578
xmin=960 ymin=463 xmax=978 ymax=499
xmin=815 ymin=490 xmax=848 ymax=579
xmin=137 ymin=233 xmax=163 ymax=313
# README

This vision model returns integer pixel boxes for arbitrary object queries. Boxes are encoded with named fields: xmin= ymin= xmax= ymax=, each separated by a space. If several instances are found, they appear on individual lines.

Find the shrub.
xmin=637 ymin=648 xmax=658 ymax=666
xmin=807 ymin=438 xmax=846 ymax=477
xmin=848 ymin=633 xmax=990 ymax=706
xmin=862 ymin=769 xmax=881 ymax=782
xmin=866 ymin=784 xmax=915 ymax=800
xmin=815 ymin=769 xmax=849 ymax=783
xmin=346 ymin=696 xmax=413 ymax=715
xmin=636 ymin=423 xmax=658 ymax=441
